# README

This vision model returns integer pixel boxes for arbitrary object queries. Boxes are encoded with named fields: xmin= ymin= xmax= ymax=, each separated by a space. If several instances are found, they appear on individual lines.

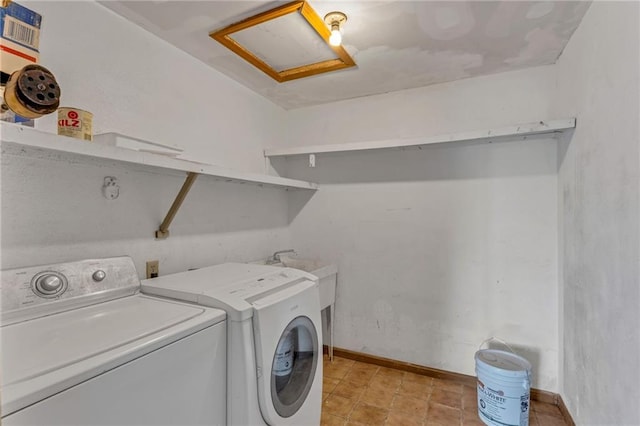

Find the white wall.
xmin=280 ymin=67 xmax=560 ymax=390
xmin=26 ymin=1 xmax=285 ymax=174
xmin=1 ymin=1 xmax=291 ymax=276
xmin=1 ymin=148 xmax=290 ymax=276
xmin=553 ymin=2 xmax=640 ymax=424
xmin=280 ymin=66 xmax=557 ymax=148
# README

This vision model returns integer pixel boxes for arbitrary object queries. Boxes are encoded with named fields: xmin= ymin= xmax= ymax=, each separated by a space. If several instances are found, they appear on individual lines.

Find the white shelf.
xmin=1 ymin=123 xmax=318 ymax=191
xmin=264 ymin=118 xmax=576 ymax=157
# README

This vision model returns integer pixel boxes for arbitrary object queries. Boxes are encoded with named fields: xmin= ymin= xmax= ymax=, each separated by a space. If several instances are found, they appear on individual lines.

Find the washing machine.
xmin=1 ymin=256 xmax=227 ymax=425
xmin=141 ymin=263 xmax=323 ymax=426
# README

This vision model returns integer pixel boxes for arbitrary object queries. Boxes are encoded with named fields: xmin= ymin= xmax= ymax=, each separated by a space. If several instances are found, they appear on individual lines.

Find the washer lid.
xmin=142 ymin=263 xmax=318 ymax=321
xmin=1 ymin=294 xmax=225 ymax=415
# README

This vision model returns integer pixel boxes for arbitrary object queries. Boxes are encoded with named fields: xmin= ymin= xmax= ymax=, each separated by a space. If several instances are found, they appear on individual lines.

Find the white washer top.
xmin=1 ymin=293 xmax=225 ymax=416
xmin=142 ymin=263 xmax=318 ymax=321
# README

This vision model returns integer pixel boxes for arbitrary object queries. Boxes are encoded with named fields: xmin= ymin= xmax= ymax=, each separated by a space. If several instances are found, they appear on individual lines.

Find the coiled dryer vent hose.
xmin=3 ymin=64 xmax=61 ymax=119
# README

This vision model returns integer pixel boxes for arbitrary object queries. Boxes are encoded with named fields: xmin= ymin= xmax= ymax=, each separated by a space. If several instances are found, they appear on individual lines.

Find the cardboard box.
xmin=1 ymin=1 xmax=41 ymax=78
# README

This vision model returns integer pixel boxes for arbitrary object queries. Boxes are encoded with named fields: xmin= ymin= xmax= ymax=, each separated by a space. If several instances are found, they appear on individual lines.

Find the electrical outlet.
xmin=146 ymin=260 xmax=159 ymax=279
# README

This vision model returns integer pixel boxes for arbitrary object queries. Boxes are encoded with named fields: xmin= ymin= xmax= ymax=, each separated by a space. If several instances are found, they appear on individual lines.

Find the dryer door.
xmin=252 ymin=280 xmax=322 ymax=425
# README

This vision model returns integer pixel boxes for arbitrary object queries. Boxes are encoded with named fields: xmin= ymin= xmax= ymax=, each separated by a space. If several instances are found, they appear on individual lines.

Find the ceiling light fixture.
xmin=324 ymin=11 xmax=347 ymax=46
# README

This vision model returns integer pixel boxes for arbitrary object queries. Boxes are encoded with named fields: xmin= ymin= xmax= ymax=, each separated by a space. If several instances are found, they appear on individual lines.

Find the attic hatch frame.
xmin=210 ymin=1 xmax=356 ymax=82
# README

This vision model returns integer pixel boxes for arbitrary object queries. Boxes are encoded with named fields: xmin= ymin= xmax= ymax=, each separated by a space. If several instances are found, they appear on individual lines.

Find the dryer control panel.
xmin=1 ymin=256 xmax=140 ymax=324
xmin=230 ymin=270 xmax=304 ymax=300
xmin=141 ymin=262 xmax=319 ymax=322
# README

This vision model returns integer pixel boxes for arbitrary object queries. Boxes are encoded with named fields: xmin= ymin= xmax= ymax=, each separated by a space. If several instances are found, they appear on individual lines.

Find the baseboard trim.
xmin=557 ymin=394 xmax=576 ymax=426
xmin=530 ymin=388 xmax=557 ymax=405
xmin=324 ymin=345 xmax=575 ymax=425
xmin=329 ymin=346 xmax=475 ymax=385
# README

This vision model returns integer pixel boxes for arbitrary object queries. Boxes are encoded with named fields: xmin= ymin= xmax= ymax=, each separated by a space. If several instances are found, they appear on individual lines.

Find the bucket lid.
xmin=475 ymin=349 xmax=531 ymax=378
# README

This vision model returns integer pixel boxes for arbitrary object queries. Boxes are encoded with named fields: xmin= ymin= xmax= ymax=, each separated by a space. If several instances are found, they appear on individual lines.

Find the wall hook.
xmin=102 ymin=176 xmax=119 ymax=200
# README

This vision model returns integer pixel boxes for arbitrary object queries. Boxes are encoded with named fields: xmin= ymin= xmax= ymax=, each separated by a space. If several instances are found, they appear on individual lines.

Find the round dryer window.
xmin=271 ymin=315 xmax=319 ymax=418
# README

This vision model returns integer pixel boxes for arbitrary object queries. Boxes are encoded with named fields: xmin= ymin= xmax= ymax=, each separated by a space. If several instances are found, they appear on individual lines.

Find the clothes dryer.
xmin=142 ymin=263 xmax=323 ymax=426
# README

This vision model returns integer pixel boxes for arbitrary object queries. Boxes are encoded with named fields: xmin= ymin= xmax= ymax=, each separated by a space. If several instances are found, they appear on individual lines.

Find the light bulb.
xmin=329 ymin=28 xmax=342 ymax=46
xmin=325 ymin=12 xmax=347 ymax=47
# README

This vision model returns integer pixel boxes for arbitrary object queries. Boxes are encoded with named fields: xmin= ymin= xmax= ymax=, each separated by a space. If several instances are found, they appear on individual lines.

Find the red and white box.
xmin=1 ymin=1 xmax=41 ymax=77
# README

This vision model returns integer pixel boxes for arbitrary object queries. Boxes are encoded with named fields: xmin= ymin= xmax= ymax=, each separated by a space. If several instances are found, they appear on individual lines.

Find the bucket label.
xmin=477 ymin=379 xmax=529 ymax=426
xmin=273 ymin=334 xmax=294 ymax=377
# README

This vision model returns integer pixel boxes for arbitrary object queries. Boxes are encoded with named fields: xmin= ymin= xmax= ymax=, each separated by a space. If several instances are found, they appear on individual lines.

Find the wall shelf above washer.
xmin=264 ymin=118 xmax=576 ymax=158
xmin=0 ymin=123 xmax=318 ymax=191
xmin=1 ymin=123 xmax=317 ymax=240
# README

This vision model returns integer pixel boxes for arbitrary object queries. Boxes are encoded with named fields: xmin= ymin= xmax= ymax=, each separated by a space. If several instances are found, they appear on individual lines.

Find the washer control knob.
xmin=39 ymin=275 xmax=62 ymax=292
xmin=32 ymin=271 xmax=68 ymax=298
xmin=92 ymin=270 xmax=106 ymax=282
xmin=31 ymin=271 xmax=67 ymax=299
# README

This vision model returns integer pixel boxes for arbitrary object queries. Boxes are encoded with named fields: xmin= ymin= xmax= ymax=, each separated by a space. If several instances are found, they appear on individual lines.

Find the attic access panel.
xmin=210 ymin=1 xmax=355 ymax=82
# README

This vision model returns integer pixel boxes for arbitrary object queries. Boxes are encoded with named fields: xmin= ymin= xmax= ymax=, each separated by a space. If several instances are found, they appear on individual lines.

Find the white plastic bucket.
xmin=475 ymin=349 xmax=532 ymax=426
xmin=273 ymin=332 xmax=294 ymax=377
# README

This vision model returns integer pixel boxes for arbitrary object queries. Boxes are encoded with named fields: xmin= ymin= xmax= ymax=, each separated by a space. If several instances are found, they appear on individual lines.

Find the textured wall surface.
xmin=553 ymin=2 xmax=640 ymax=424
xmin=2 ymin=1 xmax=291 ymax=275
xmin=281 ymin=68 xmax=560 ymax=391
xmin=1 ymin=149 xmax=291 ymax=276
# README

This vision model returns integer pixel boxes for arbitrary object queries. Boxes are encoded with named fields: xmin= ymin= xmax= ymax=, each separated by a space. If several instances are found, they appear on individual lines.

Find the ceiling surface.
xmin=100 ymin=1 xmax=591 ymax=110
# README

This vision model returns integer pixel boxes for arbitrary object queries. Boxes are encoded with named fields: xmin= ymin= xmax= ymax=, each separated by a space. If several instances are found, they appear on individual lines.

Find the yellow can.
xmin=57 ymin=107 xmax=93 ymax=141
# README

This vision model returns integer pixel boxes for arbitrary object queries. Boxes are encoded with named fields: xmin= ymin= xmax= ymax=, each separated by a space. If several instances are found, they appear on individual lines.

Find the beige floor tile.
xmin=426 ymin=401 xmax=461 ymax=425
xmin=349 ymin=401 xmax=389 ymax=425
xmin=397 ymin=379 xmax=431 ymax=399
xmin=324 ymin=362 xmax=352 ymax=380
xmin=321 ymin=412 xmax=347 ymax=426
xmin=404 ymin=372 xmax=434 ymax=386
xmin=327 ymin=356 xmax=355 ymax=368
xmin=462 ymin=385 xmax=476 ymax=395
xmin=344 ymin=368 xmax=377 ymax=386
xmin=536 ymin=412 xmax=569 ymax=425
xmin=369 ymin=374 xmax=402 ymax=392
xmin=391 ymin=394 xmax=429 ymax=417
xmin=462 ymin=408 xmax=480 ymax=424
xmin=332 ymin=380 xmax=368 ymax=400
xmin=461 ymin=393 xmax=478 ymax=411
xmin=351 ymin=361 xmax=380 ymax=374
xmin=432 ymin=378 xmax=464 ymax=394
xmin=386 ymin=409 xmax=425 ymax=426
xmin=528 ymin=412 xmax=541 ymax=426
xmin=462 ymin=405 xmax=479 ymax=421
xmin=321 ymin=357 xmax=569 ymax=426
xmin=359 ymin=385 xmax=396 ymax=409
xmin=532 ymin=401 xmax=564 ymax=417
xmin=430 ymin=387 xmax=462 ymax=409
xmin=323 ymin=377 xmax=341 ymax=393
xmin=323 ymin=394 xmax=357 ymax=418
xmin=376 ymin=366 xmax=406 ymax=380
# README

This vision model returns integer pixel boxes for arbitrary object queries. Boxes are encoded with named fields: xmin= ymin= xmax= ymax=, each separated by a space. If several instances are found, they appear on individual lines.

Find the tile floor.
xmin=321 ymin=355 xmax=569 ymax=426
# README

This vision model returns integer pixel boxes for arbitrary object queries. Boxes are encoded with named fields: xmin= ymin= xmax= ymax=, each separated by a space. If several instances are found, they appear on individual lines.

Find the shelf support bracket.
xmin=155 ymin=172 xmax=199 ymax=239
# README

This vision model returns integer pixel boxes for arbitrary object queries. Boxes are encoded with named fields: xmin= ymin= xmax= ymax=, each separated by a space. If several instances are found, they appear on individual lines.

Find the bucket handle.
xmin=479 ymin=337 xmax=532 ymax=386
xmin=479 ymin=337 xmax=516 ymax=354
